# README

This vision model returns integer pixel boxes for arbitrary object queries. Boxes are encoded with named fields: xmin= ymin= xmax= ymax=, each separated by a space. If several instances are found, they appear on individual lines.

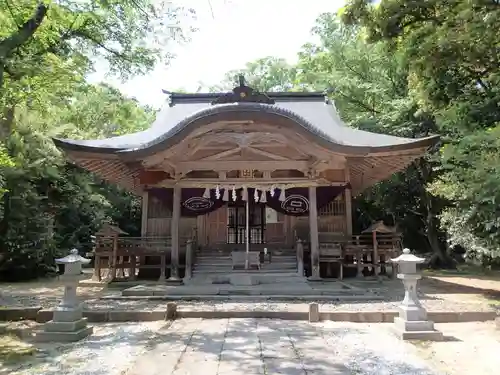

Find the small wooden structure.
xmin=93 ymin=224 xmax=128 ymax=281
xmin=54 ymin=77 xmax=437 ymax=283
xmin=314 ymin=222 xmax=402 ymax=279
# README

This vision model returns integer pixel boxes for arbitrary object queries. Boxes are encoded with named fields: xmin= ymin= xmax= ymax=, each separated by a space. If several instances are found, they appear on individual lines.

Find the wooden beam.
xmin=156 ymin=178 xmax=346 ymax=188
xmin=176 ymin=160 xmax=311 ymax=172
xmin=205 ymin=147 xmax=242 ymax=160
xmin=245 ymin=146 xmax=291 ymax=161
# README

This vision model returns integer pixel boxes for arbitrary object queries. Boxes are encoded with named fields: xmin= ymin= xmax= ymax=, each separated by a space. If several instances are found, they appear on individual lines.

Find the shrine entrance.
xmin=227 ymin=203 xmax=265 ymax=244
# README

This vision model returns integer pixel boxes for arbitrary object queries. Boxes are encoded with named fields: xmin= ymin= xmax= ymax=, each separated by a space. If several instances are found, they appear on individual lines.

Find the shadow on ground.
xmin=3 ymin=319 xmax=439 ymax=375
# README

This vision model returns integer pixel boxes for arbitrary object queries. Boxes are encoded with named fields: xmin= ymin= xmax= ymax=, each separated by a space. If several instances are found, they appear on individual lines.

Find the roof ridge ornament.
xmin=211 ymin=74 xmax=275 ymax=105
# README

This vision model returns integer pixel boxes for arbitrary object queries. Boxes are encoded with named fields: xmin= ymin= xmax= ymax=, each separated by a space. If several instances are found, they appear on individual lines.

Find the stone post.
xmin=296 ymin=239 xmax=304 ymax=277
xmin=391 ymin=248 xmax=443 ymax=341
xmin=308 ymin=302 xmax=319 ymax=323
xmin=37 ymin=249 xmax=93 ymax=342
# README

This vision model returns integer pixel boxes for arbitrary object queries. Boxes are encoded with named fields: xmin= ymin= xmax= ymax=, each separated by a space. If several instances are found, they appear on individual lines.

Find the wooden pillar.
xmin=110 ymin=236 xmax=118 ymax=281
xmin=296 ymin=239 xmax=304 ymax=277
xmin=309 ymin=186 xmax=321 ymax=280
xmin=169 ymin=185 xmax=181 ymax=280
xmin=345 ymin=188 xmax=353 ymax=235
xmin=141 ymin=190 xmax=149 ymax=236
xmin=93 ymin=254 xmax=101 ymax=281
xmin=344 ymin=169 xmax=353 ymax=235
xmin=138 ymin=190 xmax=149 ymax=276
xmin=185 ymin=239 xmax=193 ymax=280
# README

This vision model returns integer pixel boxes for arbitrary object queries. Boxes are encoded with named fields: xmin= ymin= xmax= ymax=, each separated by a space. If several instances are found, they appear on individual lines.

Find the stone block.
xmin=84 ymin=311 xmax=108 ymax=322
xmin=36 ymin=309 xmax=53 ymax=323
xmin=393 ymin=317 xmax=443 ymax=341
xmin=36 ymin=326 xmax=93 ymax=342
xmin=229 ymin=275 xmax=258 ymax=286
xmin=53 ymin=305 xmax=84 ymax=322
xmin=43 ymin=318 xmax=88 ymax=332
xmin=394 ymin=317 xmax=435 ymax=332
xmin=397 ymin=305 xmax=427 ymax=321
xmin=308 ymin=303 xmax=319 ymax=323
xmin=166 ymin=302 xmax=177 ymax=320
xmin=495 ymin=316 xmax=500 ymax=329
xmin=0 ymin=306 xmax=41 ymax=321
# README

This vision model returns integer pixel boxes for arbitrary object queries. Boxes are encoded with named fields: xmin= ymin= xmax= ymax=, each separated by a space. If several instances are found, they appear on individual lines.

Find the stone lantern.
xmin=391 ymin=248 xmax=443 ymax=341
xmin=37 ymin=249 xmax=93 ymax=342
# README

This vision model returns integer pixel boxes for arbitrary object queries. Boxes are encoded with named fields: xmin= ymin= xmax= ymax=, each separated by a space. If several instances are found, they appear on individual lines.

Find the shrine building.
xmin=53 ymin=78 xmax=439 ymax=283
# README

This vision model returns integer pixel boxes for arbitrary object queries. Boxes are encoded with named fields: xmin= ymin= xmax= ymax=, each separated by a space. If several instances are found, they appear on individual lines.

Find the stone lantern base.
xmin=393 ymin=306 xmax=443 ymax=341
xmin=36 ymin=305 xmax=93 ymax=342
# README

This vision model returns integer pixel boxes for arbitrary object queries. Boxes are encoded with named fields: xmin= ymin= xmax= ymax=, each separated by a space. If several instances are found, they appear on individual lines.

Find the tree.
xmin=0 ymin=0 xmax=194 ymax=279
xmin=342 ymin=0 xmax=500 ymax=264
xmin=297 ymin=14 xmax=452 ymax=266
xmin=208 ymin=56 xmax=301 ymax=92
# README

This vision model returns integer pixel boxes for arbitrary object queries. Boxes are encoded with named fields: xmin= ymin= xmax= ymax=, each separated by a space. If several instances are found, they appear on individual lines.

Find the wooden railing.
xmin=92 ymin=236 xmax=196 ymax=282
xmin=297 ymin=232 xmax=402 ymax=279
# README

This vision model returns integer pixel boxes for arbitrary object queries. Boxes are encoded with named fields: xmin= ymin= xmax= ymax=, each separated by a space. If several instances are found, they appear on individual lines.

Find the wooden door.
xmin=265 ymin=207 xmax=286 ymax=244
xmin=206 ymin=206 xmax=228 ymax=246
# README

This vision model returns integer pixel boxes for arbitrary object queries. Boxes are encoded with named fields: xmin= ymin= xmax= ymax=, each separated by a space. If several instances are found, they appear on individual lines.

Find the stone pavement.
xmin=125 ymin=319 xmax=437 ymax=375
xmin=6 ymin=319 xmax=439 ymax=375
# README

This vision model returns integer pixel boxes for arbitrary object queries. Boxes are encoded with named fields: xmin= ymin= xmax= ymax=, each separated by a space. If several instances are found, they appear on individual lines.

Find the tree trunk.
xmin=415 ymin=159 xmax=455 ymax=269
xmin=426 ymin=209 xmax=455 ymax=269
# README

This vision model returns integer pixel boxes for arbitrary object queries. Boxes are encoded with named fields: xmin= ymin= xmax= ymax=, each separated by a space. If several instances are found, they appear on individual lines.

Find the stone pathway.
xmin=4 ymin=319 xmax=439 ymax=375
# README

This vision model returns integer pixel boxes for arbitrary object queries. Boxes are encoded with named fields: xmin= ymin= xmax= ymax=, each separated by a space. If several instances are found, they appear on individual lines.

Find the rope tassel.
xmin=279 ymin=188 xmax=286 ymax=202
xmin=203 ymin=188 xmax=210 ymax=199
xmin=260 ymin=190 xmax=267 ymax=203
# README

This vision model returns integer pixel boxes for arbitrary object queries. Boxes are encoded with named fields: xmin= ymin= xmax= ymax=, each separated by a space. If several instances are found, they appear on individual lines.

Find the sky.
xmin=91 ymin=0 xmax=345 ymax=108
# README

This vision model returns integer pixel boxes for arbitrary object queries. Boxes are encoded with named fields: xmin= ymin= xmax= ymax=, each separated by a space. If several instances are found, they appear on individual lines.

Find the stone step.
xmin=194 ymin=262 xmax=297 ymax=267
xmin=195 ymin=255 xmax=297 ymax=260
xmin=193 ymin=269 xmax=297 ymax=274
xmin=194 ymin=265 xmax=297 ymax=270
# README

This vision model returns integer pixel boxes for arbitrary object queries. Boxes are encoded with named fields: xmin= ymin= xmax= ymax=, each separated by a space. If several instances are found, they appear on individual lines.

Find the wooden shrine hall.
xmin=53 ymin=77 xmax=439 ymax=284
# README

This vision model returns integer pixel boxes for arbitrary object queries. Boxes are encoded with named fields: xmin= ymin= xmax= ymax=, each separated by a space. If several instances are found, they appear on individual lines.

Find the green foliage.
xmin=209 ymin=57 xmax=302 ymax=92
xmin=0 ymin=0 xmax=193 ymax=280
xmin=341 ymin=0 xmax=500 ymax=264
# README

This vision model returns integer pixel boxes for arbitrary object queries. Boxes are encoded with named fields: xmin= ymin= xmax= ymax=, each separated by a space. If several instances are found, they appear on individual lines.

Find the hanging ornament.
xmin=203 ymin=188 xmax=210 ymax=199
xmin=279 ymin=187 xmax=286 ymax=202
xmin=222 ymin=187 xmax=229 ymax=202
xmin=254 ymin=189 xmax=259 ymax=203
xmin=215 ymin=185 xmax=221 ymax=199
xmin=232 ymin=186 xmax=237 ymax=201
xmin=270 ymin=186 xmax=275 ymax=197
xmin=260 ymin=189 xmax=267 ymax=203
xmin=242 ymin=186 xmax=248 ymax=201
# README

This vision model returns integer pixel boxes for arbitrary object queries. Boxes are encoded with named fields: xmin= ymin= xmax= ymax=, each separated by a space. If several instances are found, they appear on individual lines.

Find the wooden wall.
xmin=144 ymin=191 xmax=196 ymax=248
xmin=143 ymin=189 xmax=350 ymax=247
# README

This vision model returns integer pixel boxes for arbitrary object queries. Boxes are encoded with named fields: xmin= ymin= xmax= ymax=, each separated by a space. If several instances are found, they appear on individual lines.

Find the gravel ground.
xmin=413 ymin=321 xmax=500 ymax=375
xmin=1 ymin=322 xmax=167 ymax=375
xmin=2 ymin=319 xmax=441 ymax=375
xmin=2 ymin=320 xmax=499 ymax=374
xmin=1 ymin=276 xmax=498 ymax=313
xmin=83 ymin=298 xmax=497 ymax=312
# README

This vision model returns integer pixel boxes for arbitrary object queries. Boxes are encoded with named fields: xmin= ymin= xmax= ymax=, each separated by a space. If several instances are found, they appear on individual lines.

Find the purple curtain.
xmin=148 ymin=185 xmax=348 ymax=217
xmin=263 ymin=186 xmax=347 ymax=216
xmin=148 ymin=188 xmax=225 ymax=217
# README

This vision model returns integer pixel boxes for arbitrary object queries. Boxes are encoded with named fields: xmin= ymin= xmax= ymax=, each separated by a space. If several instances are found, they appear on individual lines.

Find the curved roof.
xmin=53 ymin=90 xmax=439 ymax=156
